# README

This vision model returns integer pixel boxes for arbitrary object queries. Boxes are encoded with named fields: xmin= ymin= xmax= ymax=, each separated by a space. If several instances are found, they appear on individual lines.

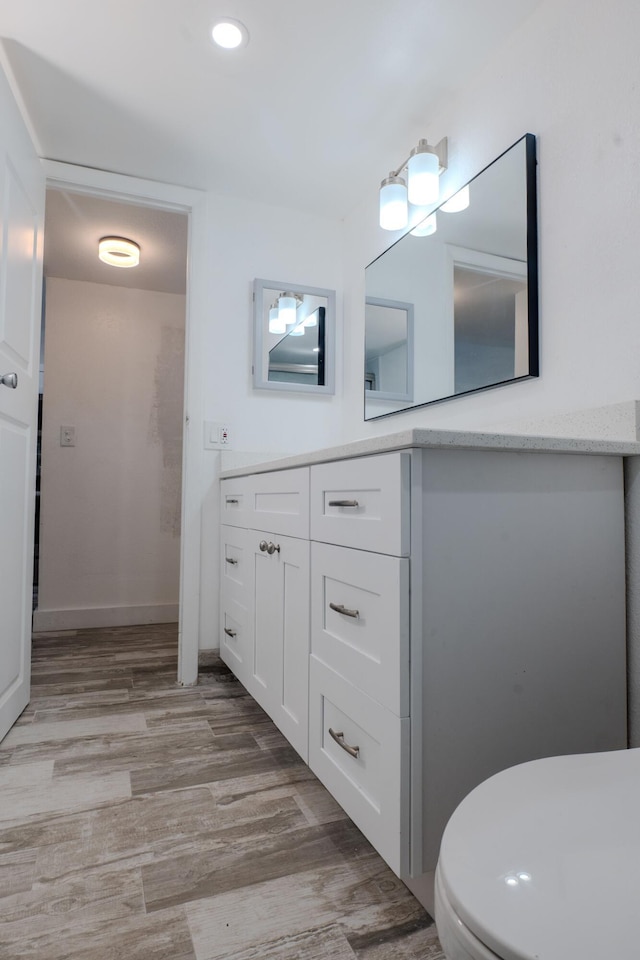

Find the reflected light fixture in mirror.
xmin=379 ymin=137 xmax=448 ymax=231
xmin=410 ymin=212 xmax=437 ymax=237
xmin=98 ymin=236 xmax=140 ymax=268
xmin=278 ymin=292 xmax=299 ymax=326
xmin=269 ymin=303 xmax=286 ymax=334
xmin=441 ymin=184 xmax=470 ymax=213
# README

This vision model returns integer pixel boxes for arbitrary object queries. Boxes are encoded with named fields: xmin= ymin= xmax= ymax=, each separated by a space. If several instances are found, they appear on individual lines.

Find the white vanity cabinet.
xmin=220 ymin=439 xmax=628 ymax=903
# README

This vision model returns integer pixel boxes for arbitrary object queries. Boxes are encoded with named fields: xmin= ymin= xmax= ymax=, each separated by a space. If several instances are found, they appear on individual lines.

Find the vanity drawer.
xmin=310 ymin=452 xmax=410 ymax=555
xmin=249 ymin=467 xmax=310 ymax=539
xmin=220 ymin=600 xmax=249 ymax=682
xmin=220 ymin=477 xmax=252 ymax=528
xmin=311 ymin=542 xmax=409 ymax=716
xmin=309 ymin=656 xmax=410 ymax=876
xmin=221 ymin=524 xmax=251 ymax=593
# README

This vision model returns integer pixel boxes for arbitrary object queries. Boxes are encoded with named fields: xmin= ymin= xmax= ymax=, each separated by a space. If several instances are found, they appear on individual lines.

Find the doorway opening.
xmin=33 ymin=188 xmax=188 ymax=640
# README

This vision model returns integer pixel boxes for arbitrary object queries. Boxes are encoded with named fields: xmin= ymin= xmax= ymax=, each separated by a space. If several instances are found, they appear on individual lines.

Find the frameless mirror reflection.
xmin=364 ymin=134 xmax=538 ymax=420
xmin=253 ymin=279 xmax=335 ymax=394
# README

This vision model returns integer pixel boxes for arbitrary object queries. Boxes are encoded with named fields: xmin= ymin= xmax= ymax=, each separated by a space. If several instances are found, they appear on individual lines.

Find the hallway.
xmin=0 ymin=625 xmax=443 ymax=959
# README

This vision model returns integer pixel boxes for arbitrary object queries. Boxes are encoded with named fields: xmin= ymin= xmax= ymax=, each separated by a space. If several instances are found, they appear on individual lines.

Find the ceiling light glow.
xmin=98 ymin=237 xmax=140 ymax=268
xmin=211 ymin=19 xmax=249 ymax=49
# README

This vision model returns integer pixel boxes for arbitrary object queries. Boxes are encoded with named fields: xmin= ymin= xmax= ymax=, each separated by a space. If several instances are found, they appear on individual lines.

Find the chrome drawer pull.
xmin=225 ymin=498 xmax=239 ymax=504
xmin=225 ymin=557 xmax=238 ymax=565
xmin=328 ymin=499 xmax=359 ymax=508
xmin=266 ymin=541 xmax=280 ymax=555
xmin=259 ymin=540 xmax=268 ymax=552
xmin=329 ymin=728 xmax=360 ymax=759
xmin=329 ymin=602 xmax=359 ymax=619
xmin=224 ymin=627 xmax=237 ymax=638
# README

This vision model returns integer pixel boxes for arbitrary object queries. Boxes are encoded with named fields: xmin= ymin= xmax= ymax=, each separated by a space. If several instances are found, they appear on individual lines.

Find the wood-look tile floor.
xmin=0 ymin=624 xmax=445 ymax=960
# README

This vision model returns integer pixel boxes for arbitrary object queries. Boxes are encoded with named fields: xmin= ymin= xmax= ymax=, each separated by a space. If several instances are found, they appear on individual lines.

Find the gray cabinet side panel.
xmin=419 ymin=449 xmax=627 ymax=869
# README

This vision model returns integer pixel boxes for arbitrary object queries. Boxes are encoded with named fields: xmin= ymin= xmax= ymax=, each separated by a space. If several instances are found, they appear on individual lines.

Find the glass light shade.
xmin=278 ymin=294 xmax=297 ymax=326
xmin=407 ymin=147 xmax=439 ymax=206
xmin=289 ymin=323 xmax=305 ymax=336
xmin=379 ymin=176 xmax=408 ymax=231
xmin=268 ymin=305 xmax=286 ymax=334
xmin=410 ymin=212 xmax=437 ymax=237
xmin=441 ymin=184 xmax=470 ymax=213
xmin=98 ymin=236 xmax=140 ymax=268
xmin=303 ymin=309 xmax=318 ymax=327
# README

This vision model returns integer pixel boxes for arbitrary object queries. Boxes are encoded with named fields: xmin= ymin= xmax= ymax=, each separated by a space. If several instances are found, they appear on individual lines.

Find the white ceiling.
xmin=2 ymin=0 xmax=543 ymax=293
xmin=2 ymin=0 xmax=542 ymax=220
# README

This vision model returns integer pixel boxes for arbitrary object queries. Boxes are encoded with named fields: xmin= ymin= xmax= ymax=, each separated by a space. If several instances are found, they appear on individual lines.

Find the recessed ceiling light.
xmin=211 ymin=19 xmax=249 ymax=49
xmin=98 ymin=237 xmax=140 ymax=268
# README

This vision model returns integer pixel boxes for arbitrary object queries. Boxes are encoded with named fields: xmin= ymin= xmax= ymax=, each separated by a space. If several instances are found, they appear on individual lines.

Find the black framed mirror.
xmin=364 ymin=134 xmax=538 ymax=419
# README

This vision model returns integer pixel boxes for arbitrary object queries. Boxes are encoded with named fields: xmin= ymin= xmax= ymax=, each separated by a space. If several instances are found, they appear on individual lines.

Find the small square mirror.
xmin=253 ymin=279 xmax=335 ymax=394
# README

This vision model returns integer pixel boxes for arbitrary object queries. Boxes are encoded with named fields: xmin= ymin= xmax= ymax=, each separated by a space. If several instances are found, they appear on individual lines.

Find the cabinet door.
xmin=248 ymin=529 xmax=310 ymax=761
xmin=219 ymin=525 xmax=252 ymax=686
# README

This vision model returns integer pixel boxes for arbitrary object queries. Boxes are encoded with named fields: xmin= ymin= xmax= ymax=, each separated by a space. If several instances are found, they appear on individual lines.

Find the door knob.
xmin=0 ymin=373 xmax=17 ymax=389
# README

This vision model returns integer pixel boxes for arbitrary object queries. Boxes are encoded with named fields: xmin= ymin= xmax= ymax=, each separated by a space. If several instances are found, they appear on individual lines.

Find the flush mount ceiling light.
xmin=98 ymin=236 xmax=140 ymax=268
xmin=211 ymin=18 xmax=249 ymax=49
xmin=379 ymin=137 xmax=448 ymax=231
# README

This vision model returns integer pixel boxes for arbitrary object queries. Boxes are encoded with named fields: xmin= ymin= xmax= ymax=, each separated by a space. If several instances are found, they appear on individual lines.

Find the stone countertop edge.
xmin=219 ymin=428 xmax=640 ymax=479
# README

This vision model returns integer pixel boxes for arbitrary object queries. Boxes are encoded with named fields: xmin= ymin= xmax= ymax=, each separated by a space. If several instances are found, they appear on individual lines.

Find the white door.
xmin=0 ymin=66 xmax=45 ymax=740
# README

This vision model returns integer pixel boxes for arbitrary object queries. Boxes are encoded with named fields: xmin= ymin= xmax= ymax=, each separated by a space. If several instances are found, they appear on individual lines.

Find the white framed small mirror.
xmin=253 ymin=278 xmax=336 ymax=394
xmin=365 ymin=297 xmax=414 ymax=402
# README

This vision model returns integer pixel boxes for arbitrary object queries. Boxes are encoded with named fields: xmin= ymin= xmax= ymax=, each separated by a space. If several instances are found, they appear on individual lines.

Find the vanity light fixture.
xmin=441 ymin=184 xmax=470 ymax=213
xmin=98 ymin=236 xmax=140 ymax=268
xmin=289 ymin=323 xmax=305 ymax=336
xmin=211 ymin=18 xmax=249 ymax=49
xmin=379 ymin=136 xmax=448 ymax=231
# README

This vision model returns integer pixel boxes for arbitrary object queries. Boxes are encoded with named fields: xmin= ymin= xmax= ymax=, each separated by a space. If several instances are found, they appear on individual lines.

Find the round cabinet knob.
xmin=266 ymin=542 xmax=280 ymax=555
xmin=259 ymin=540 xmax=268 ymax=552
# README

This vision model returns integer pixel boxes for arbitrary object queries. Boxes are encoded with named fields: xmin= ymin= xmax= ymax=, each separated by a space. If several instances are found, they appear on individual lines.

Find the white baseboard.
xmin=32 ymin=603 xmax=179 ymax=632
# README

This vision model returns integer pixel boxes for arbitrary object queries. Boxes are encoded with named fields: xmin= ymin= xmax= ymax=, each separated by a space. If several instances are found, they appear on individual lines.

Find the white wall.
xmin=35 ymin=278 xmax=185 ymax=630
xmin=198 ymin=194 xmax=344 ymax=646
xmin=341 ymin=0 xmax=640 ymax=439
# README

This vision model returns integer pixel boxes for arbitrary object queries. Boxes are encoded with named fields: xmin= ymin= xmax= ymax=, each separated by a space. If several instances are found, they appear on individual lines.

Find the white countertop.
xmin=219 ymin=427 xmax=640 ymax=478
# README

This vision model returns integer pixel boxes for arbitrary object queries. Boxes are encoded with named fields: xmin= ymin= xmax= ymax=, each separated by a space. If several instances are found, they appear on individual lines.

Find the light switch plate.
xmin=60 ymin=425 xmax=75 ymax=447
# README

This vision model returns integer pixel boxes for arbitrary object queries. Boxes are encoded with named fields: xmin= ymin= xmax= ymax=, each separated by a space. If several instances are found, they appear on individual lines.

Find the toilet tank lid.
xmin=437 ymin=747 xmax=640 ymax=960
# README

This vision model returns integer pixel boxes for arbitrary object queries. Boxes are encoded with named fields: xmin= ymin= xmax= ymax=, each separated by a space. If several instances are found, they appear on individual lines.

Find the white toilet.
xmin=435 ymin=747 xmax=640 ymax=960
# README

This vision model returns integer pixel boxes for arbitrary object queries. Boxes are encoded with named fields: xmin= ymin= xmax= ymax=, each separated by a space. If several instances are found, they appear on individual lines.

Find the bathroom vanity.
xmin=219 ymin=428 xmax=632 ymax=907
